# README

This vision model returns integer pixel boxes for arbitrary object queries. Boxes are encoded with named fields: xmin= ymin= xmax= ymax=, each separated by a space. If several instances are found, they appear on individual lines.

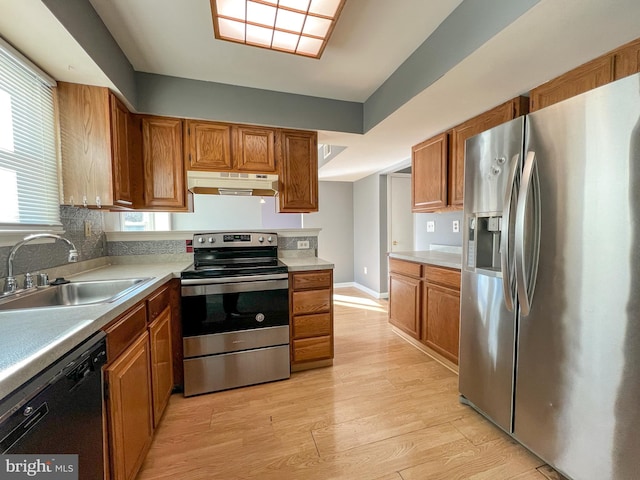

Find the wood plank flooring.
xmin=136 ymin=287 xmax=557 ymax=480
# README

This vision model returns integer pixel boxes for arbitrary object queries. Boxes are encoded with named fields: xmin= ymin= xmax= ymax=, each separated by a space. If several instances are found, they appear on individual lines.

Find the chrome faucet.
xmin=3 ymin=233 xmax=78 ymax=294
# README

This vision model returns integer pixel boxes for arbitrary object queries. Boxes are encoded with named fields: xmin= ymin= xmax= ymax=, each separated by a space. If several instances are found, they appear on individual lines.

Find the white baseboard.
xmin=333 ymin=282 xmax=388 ymax=299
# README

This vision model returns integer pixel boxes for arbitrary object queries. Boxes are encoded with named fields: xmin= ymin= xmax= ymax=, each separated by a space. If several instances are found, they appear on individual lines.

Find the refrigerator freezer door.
xmin=514 ymin=73 xmax=640 ymax=480
xmin=459 ymin=117 xmax=524 ymax=432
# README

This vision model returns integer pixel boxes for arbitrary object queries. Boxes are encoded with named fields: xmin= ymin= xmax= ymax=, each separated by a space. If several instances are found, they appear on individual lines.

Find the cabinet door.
xmin=185 ymin=120 xmax=232 ymax=171
xmin=412 ymin=133 xmax=448 ymax=212
xmin=388 ymin=273 xmax=421 ymax=339
xmin=529 ymin=56 xmax=614 ymax=112
xmin=278 ymin=130 xmax=318 ymax=212
xmin=106 ymin=332 xmax=153 ymax=480
xmin=149 ymin=306 xmax=173 ymax=427
xmin=110 ymin=94 xmax=133 ymax=206
xmin=423 ymin=282 xmax=460 ymax=364
xmin=450 ymin=97 xmax=528 ymax=206
xmin=613 ymin=37 xmax=640 ymax=80
xmin=57 ymin=82 xmax=114 ymax=207
xmin=234 ymin=126 xmax=277 ymax=173
xmin=141 ymin=116 xmax=187 ymax=209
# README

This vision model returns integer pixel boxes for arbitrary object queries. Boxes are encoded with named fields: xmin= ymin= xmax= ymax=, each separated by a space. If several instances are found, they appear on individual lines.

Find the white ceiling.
xmin=2 ymin=0 xmax=640 ymax=182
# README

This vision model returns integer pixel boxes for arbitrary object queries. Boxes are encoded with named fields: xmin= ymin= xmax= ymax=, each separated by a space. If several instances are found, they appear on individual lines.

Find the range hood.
xmin=187 ymin=171 xmax=279 ymax=196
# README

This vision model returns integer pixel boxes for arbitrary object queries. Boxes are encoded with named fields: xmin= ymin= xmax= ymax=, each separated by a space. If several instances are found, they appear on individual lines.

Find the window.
xmin=121 ymin=212 xmax=171 ymax=231
xmin=0 ymin=39 xmax=59 ymax=229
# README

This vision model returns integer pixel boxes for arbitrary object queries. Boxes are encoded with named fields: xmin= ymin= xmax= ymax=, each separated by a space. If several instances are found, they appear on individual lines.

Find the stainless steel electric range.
xmin=180 ymin=232 xmax=290 ymax=397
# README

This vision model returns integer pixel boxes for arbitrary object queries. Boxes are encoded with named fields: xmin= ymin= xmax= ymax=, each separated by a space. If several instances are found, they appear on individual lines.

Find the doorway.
xmin=387 ymin=174 xmax=413 ymax=253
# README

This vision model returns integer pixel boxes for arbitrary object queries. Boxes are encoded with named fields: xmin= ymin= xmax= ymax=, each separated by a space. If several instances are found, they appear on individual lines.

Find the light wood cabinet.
xmin=613 ymin=37 xmax=640 ymax=80
xmin=105 ymin=331 xmax=153 ymax=480
xmin=102 ymin=281 xmax=178 ymax=480
xmin=140 ymin=116 xmax=188 ymax=210
xmin=184 ymin=120 xmax=232 ymax=171
xmin=234 ymin=125 xmax=277 ymax=173
xmin=412 ymin=132 xmax=448 ymax=212
xmin=278 ymin=129 xmax=318 ymax=213
xmin=149 ymin=306 xmax=173 ymax=427
xmin=388 ymin=257 xmax=461 ymax=364
xmin=388 ymin=258 xmax=422 ymax=339
xmin=57 ymin=82 xmax=134 ymax=208
xmin=529 ymin=56 xmax=615 ymax=112
xmin=422 ymin=266 xmax=461 ymax=364
xmin=449 ymin=97 xmax=528 ymax=206
xmin=290 ymin=269 xmax=333 ymax=369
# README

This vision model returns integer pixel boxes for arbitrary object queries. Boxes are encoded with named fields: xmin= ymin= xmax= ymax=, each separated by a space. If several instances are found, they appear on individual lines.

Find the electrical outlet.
xmin=84 ymin=221 xmax=92 ymax=238
xmin=364 ymin=267 xmax=368 ymax=274
xmin=297 ymin=240 xmax=309 ymax=249
xmin=427 ymin=221 xmax=435 ymax=233
xmin=453 ymin=220 xmax=460 ymax=233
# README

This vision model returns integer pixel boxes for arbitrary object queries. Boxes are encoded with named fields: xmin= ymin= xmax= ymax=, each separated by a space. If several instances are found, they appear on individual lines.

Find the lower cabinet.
xmin=290 ymin=269 xmax=334 ymax=370
xmin=105 ymin=331 xmax=154 ymax=480
xmin=103 ymin=281 xmax=177 ymax=480
xmin=388 ymin=258 xmax=461 ymax=365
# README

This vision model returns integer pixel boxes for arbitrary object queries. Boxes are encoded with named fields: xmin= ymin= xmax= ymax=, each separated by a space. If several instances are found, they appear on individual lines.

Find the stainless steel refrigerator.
xmin=459 ymin=72 xmax=640 ymax=480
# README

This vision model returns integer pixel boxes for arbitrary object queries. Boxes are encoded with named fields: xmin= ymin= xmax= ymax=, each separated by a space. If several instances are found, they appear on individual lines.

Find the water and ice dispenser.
xmin=466 ymin=214 xmax=503 ymax=271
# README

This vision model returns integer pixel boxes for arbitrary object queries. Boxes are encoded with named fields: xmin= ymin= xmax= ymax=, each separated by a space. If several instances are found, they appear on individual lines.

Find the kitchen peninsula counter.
xmin=280 ymin=256 xmax=334 ymax=271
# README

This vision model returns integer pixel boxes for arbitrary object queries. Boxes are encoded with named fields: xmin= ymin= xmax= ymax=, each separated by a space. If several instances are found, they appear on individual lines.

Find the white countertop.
xmin=388 ymin=250 xmax=462 ymax=270
xmin=0 ymin=262 xmax=190 ymax=400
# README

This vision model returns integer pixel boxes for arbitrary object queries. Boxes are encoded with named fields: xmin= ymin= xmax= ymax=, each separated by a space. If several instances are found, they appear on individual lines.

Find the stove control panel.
xmin=192 ymin=233 xmax=278 ymax=249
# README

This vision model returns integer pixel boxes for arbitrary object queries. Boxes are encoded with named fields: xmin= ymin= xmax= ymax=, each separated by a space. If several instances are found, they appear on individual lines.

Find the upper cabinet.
xmin=277 ymin=129 xmax=318 ymax=213
xmin=57 ymin=82 xmax=134 ymax=208
xmin=411 ymin=97 xmax=527 ymax=211
xmin=140 ymin=116 xmax=189 ymax=210
xmin=450 ymin=97 xmax=529 ymax=206
xmin=530 ymin=37 xmax=640 ymax=112
xmin=529 ymin=56 xmax=615 ymax=112
xmin=185 ymin=121 xmax=277 ymax=174
xmin=234 ymin=125 xmax=277 ymax=173
xmin=412 ymin=133 xmax=448 ymax=212
xmin=184 ymin=120 xmax=232 ymax=171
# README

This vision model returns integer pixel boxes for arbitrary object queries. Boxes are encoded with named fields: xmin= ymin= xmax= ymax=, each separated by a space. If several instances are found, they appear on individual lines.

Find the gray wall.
xmin=414 ymin=211 xmax=464 ymax=249
xmin=303 ymin=182 xmax=354 ymax=284
xmin=353 ymin=173 xmax=387 ymax=294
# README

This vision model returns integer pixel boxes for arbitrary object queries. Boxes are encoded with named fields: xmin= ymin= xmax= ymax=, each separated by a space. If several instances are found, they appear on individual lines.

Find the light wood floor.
xmin=137 ymin=287 xmax=558 ymax=480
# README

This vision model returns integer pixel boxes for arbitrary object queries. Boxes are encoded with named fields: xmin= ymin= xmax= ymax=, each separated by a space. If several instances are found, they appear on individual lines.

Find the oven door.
xmin=181 ymin=276 xmax=289 ymax=338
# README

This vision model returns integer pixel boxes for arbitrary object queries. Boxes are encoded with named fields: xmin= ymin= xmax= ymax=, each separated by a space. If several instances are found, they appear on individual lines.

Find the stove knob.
xmin=197 ymin=237 xmax=205 ymax=243
xmin=208 ymin=237 xmax=215 ymax=243
xmin=267 ymin=236 xmax=273 ymax=243
xmin=258 ymin=236 xmax=264 ymax=243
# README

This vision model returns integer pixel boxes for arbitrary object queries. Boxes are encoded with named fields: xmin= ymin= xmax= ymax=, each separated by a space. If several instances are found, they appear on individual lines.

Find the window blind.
xmin=0 ymin=40 xmax=60 ymax=228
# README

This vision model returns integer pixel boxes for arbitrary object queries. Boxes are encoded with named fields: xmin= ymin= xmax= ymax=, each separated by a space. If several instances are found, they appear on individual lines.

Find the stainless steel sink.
xmin=0 ymin=278 xmax=152 ymax=311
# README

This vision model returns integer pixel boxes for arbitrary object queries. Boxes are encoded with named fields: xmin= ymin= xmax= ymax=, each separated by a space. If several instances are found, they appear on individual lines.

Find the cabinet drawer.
xmin=104 ymin=302 xmax=147 ymax=362
xmin=291 ymin=270 xmax=332 ymax=290
xmin=147 ymin=284 xmax=170 ymax=323
xmin=292 ymin=313 xmax=332 ymax=339
xmin=424 ymin=265 xmax=461 ymax=290
xmin=389 ymin=258 xmax=422 ymax=278
xmin=291 ymin=289 xmax=331 ymax=315
xmin=292 ymin=336 xmax=332 ymax=362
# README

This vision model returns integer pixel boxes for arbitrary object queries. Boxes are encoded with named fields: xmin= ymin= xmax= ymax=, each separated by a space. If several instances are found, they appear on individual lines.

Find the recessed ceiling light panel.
xmin=211 ymin=0 xmax=346 ymax=59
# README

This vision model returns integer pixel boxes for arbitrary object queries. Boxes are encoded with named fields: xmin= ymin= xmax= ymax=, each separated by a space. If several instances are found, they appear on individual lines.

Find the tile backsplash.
xmin=0 ymin=206 xmax=106 ymax=279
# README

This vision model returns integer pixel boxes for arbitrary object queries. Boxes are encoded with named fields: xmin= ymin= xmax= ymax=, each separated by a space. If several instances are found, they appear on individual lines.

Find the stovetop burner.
xmin=182 ymin=232 xmax=288 ymax=280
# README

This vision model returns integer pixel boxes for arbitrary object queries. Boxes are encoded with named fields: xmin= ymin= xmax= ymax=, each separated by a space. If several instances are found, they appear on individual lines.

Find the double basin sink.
xmin=0 ymin=278 xmax=152 ymax=311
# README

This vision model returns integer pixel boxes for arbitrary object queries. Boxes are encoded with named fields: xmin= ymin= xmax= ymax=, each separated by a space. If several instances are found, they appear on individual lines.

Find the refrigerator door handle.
xmin=500 ymin=154 xmax=519 ymax=311
xmin=515 ymin=151 xmax=541 ymax=316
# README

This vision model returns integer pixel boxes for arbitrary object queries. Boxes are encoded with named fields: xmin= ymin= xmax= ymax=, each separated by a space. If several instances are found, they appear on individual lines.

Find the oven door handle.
xmin=181 ymin=273 xmax=289 ymax=286
xmin=181 ymin=278 xmax=289 ymax=296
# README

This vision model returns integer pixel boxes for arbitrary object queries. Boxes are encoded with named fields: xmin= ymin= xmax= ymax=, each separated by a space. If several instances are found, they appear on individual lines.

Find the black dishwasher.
xmin=0 ymin=331 xmax=107 ymax=480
